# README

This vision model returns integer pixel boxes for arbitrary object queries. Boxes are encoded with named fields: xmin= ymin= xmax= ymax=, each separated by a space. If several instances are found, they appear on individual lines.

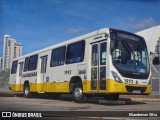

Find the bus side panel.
xmin=9 ymin=74 xmax=16 ymax=91
xmin=29 ymin=83 xmax=37 ymax=92
xmin=44 ymin=82 xmax=56 ymax=92
xmin=46 ymin=64 xmax=70 ymax=93
xmin=9 ymin=60 xmax=24 ymax=92
xmin=55 ymin=82 xmax=69 ymax=92
xmin=21 ymin=72 xmax=38 ymax=92
xmin=83 ymin=80 xmax=91 ymax=93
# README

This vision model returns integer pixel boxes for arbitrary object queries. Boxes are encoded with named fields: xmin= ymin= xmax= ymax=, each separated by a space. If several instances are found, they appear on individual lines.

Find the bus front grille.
xmin=125 ymin=86 xmax=147 ymax=93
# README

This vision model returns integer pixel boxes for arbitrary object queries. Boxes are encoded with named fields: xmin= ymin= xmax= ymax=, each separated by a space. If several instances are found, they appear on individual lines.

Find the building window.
xmin=50 ymin=46 xmax=66 ymax=67
xmin=66 ymin=40 xmax=85 ymax=64
xmin=28 ymin=54 xmax=38 ymax=71
xmin=11 ymin=60 xmax=18 ymax=74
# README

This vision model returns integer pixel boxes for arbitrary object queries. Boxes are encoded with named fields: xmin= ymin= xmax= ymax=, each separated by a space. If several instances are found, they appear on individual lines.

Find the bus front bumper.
xmin=83 ymin=79 xmax=152 ymax=95
xmin=106 ymin=79 xmax=152 ymax=95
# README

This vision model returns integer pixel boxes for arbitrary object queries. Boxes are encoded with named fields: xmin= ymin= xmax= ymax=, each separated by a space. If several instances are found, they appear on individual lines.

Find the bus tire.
xmin=73 ymin=82 xmax=87 ymax=103
xmin=24 ymin=84 xmax=32 ymax=98
xmin=103 ymin=94 xmax=119 ymax=100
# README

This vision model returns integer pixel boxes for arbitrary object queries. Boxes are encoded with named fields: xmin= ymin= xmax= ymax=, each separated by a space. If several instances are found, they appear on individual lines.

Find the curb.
xmin=0 ymin=93 xmax=15 ymax=97
xmin=120 ymin=95 xmax=160 ymax=102
xmin=130 ymin=98 xmax=160 ymax=102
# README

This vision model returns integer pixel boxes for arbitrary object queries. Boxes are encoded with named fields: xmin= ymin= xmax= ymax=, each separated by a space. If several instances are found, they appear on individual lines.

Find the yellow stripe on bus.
xmin=9 ymin=79 xmax=152 ymax=94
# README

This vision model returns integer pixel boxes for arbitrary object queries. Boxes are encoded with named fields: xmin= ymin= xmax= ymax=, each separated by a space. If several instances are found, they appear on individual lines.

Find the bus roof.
xmin=13 ymin=28 xmax=109 ymax=61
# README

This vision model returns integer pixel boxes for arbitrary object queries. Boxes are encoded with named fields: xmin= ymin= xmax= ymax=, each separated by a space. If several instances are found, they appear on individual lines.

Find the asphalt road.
xmin=0 ymin=94 xmax=160 ymax=111
xmin=0 ymin=93 xmax=160 ymax=120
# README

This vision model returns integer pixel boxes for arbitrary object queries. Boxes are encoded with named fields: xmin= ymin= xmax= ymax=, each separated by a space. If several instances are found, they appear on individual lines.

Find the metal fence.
xmin=0 ymin=70 xmax=10 ymax=88
xmin=151 ymin=65 xmax=160 ymax=95
xmin=0 ymin=77 xmax=9 ymax=88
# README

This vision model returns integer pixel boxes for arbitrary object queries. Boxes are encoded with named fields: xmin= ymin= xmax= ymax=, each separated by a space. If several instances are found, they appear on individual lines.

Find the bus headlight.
xmin=111 ymin=71 xmax=123 ymax=83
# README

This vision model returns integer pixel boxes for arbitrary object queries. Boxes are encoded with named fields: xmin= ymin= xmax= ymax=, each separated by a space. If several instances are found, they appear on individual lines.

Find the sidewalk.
xmin=0 ymin=87 xmax=160 ymax=102
xmin=120 ymin=95 xmax=160 ymax=102
xmin=0 ymin=87 xmax=15 ymax=97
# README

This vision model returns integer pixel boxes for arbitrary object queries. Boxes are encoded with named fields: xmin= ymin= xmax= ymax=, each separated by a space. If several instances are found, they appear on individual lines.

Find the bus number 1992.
xmin=125 ymin=79 xmax=133 ymax=84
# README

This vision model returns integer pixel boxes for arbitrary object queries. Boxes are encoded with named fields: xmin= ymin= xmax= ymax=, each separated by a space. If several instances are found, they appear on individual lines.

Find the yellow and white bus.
xmin=9 ymin=28 xmax=152 ymax=102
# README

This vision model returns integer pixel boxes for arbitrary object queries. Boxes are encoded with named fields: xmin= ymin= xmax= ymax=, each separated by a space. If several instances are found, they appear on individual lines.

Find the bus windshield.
xmin=110 ymin=29 xmax=150 ymax=78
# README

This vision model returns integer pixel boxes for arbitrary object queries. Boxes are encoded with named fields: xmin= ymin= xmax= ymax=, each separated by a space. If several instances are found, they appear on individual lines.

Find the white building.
xmin=136 ymin=25 xmax=160 ymax=54
xmin=2 ymin=35 xmax=22 ymax=70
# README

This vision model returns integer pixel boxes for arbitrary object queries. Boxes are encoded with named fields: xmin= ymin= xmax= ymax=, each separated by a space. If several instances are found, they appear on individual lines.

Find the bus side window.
xmin=24 ymin=57 xmax=29 ymax=72
xmin=19 ymin=62 xmax=24 ymax=76
xmin=66 ymin=40 xmax=85 ymax=64
xmin=28 ymin=54 xmax=38 ymax=71
xmin=91 ymin=44 xmax=98 ymax=66
xmin=51 ymin=46 xmax=66 ymax=67
xmin=11 ymin=60 xmax=18 ymax=74
xmin=100 ymin=42 xmax=107 ymax=65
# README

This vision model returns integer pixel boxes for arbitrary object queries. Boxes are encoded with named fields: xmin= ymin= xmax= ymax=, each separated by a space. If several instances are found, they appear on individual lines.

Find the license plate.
xmin=133 ymin=90 xmax=141 ymax=94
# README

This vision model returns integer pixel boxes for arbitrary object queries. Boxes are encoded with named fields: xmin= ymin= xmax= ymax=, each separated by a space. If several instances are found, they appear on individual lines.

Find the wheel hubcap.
xmin=25 ymin=87 xmax=29 ymax=95
xmin=74 ymin=87 xmax=82 ymax=99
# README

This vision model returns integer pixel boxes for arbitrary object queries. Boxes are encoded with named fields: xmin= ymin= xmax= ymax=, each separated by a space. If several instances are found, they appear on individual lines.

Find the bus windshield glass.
xmin=110 ymin=29 xmax=149 ymax=77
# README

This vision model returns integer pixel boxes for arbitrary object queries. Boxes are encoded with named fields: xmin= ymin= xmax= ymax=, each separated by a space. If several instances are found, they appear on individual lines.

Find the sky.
xmin=0 ymin=0 xmax=160 ymax=56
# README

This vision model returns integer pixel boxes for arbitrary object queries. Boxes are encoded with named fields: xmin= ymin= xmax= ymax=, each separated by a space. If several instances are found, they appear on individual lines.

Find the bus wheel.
xmin=24 ymin=84 xmax=32 ymax=98
xmin=73 ymin=82 xmax=87 ymax=103
xmin=103 ymin=94 xmax=119 ymax=100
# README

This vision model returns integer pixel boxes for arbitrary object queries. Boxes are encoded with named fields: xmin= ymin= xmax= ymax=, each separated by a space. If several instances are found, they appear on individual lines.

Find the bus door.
xmin=17 ymin=62 xmax=24 ymax=91
xmin=91 ymin=41 xmax=107 ymax=92
xmin=40 ymin=56 xmax=48 ymax=91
